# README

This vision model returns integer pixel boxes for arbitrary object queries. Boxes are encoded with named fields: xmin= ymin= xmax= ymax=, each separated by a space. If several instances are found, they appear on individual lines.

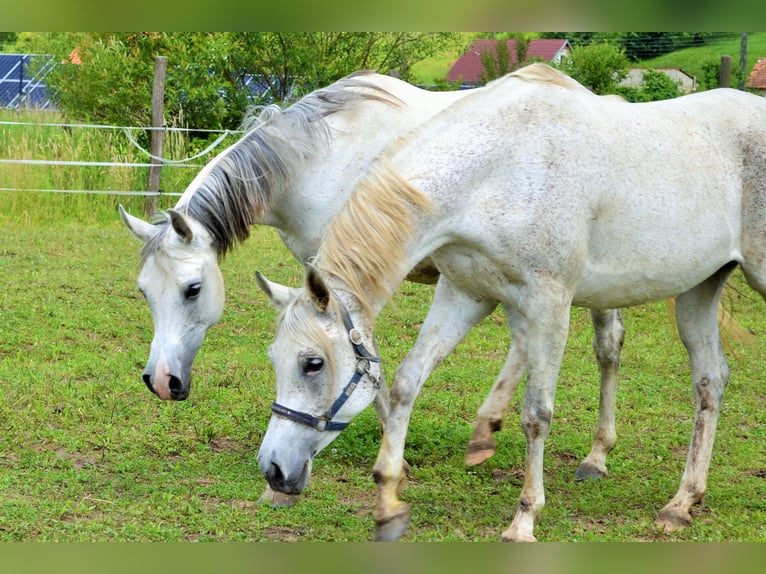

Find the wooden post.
xmin=719 ymin=54 xmax=732 ymax=88
xmin=739 ymin=32 xmax=748 ymax=89
xmin=145 ymin=55 xmax=168 ymax=218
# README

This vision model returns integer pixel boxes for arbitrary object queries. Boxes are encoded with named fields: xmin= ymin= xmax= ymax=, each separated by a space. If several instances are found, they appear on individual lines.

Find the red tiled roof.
xmin=746 ymin=58 xmax=766 ymax=89
xmin=446 ymin=39 xmax=571 ymax=84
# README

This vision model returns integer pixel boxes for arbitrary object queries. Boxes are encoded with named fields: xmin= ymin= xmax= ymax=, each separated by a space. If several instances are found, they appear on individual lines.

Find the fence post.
xmin=145 ymin=55 xmax=168 ymax=217
xmin=719 ymin=54 xmax=732 ymax=88
xmin=739 ymin=32 xmax=748 ymax=89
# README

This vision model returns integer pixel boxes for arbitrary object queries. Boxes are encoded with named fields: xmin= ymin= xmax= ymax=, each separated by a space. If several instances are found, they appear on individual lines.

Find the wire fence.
xmin=0 ymin=118 xmax=242 ymax=197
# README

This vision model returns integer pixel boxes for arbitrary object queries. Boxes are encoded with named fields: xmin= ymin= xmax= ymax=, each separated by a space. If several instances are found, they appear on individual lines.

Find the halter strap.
xmin=270 ymin=295 xmax=380 ymax=432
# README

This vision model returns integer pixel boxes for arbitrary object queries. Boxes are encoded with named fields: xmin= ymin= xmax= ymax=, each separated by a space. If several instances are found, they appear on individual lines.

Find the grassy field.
xmin=2 ymin=211 xmax=766 ymax=542
xmin=2 ymin=104 xmax=766 ymax=542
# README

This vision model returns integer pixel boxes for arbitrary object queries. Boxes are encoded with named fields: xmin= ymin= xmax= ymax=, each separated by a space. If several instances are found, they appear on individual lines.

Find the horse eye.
xmin=185 ymin=282 xmax=202 ymax=300
xmin=301 ymin=357 xmax=324 ymax=376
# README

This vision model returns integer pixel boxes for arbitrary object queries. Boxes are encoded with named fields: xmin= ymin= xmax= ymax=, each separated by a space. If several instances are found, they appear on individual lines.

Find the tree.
xmin=556 ymin=42 xmax=629 ymax=95
xmin=479 ymin=35 xmax=531 ymax=84
xmin=480 ymin=39 xmax=511 ymax=83
xmin=0 ymin=32 xmax=17 ymax=50
xmin=23 ymin=33 xmax=462 ymax=131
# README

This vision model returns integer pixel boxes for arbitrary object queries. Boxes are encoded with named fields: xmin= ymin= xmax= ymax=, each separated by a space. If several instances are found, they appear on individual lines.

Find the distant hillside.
xmin=640 ymin=32 xmax=765 ymax=87
xmin=411 ymin=33 xmax=766 ymax=90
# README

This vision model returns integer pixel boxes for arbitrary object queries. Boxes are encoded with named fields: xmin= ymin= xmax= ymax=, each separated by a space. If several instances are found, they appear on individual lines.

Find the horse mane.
xmin=506 ymin=62 xmax=592 ymax=93
xmin=169 ymin=71 xmax=404 ymax=258
xmin=315 ymin=157 xmax=434 ymax=318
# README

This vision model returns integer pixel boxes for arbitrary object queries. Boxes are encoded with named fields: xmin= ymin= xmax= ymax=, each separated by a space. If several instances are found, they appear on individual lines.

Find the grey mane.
xmin=167 ymin=70 xmax=403 ymax=258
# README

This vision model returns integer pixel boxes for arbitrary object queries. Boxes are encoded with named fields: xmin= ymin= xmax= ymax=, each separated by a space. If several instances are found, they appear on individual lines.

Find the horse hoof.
xmin=500 ymin=529 xmax=538 ymax=542
xmin=574 ymin=463 xmax=607 ymax=482
xmin=374 ymin=509 xmax=411 ymax=542
xmin=465 ymin=448 xmax=496 ymax=467
xmin=256 ymin=487 xmax=299 ymax=508
xmin=465 ymin=438 xmax=497 ymax=467
xmin=655 ymin=509 xmax=692 ymax=532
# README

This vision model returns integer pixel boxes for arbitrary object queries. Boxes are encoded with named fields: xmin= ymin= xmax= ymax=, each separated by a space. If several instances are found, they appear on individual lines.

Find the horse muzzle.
xmin=143 ymin=371 xmax=190 ymax=401
xmin=142 ymin=348 xmax=193 ymax=401
xmin=257 ymin=449 xmax=313 ymax=495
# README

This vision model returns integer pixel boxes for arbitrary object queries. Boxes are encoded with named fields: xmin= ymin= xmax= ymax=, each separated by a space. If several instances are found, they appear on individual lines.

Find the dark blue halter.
xmin=270 ymin=298 xmax=381 ymax=432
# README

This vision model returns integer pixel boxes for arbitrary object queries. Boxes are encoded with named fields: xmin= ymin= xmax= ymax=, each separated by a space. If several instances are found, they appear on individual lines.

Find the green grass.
xmin=1 ymin=206 xmax=766 ymax=541
xmin=641 ymin=32 xmax=766 ymax=85
xmin=3 ymin=102 xmax=766 ymax=541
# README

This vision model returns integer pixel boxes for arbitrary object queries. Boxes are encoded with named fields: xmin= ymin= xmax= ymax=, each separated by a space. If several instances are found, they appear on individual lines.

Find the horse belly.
xmin=574 ymin=226 xmax=741 ymax=309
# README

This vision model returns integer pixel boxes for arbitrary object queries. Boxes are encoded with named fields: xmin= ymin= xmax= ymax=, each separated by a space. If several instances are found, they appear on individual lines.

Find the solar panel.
xmin=0 ymin=54 xmax=54 ymax=109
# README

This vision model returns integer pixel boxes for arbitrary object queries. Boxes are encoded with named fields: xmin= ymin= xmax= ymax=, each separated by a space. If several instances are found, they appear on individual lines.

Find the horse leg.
xmin=373 ymin=277 xmax=496 ymax=541
xmin=466 ymin=307 xmax=527 ymax=466
xmin=501 ymin=283 xmax=572 ymax=542
xmin=575 ymin=308 xmax=624 ymax=481
xmin=371 ymin=367 xmax=391 ymax=430
xmin=655 ymin=264 xmax=735 ymax=531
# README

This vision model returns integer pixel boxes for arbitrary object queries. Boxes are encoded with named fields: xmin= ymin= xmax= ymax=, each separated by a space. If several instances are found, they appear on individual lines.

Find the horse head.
xmin=254 ymin=265 xmax=381 ymax=494
xmin=119 ymin=205 xmax=225 ymax=401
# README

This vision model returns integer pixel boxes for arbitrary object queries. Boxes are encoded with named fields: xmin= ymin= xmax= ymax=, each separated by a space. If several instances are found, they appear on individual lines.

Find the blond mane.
xmin=316 ymin=158 xmax=434 ymax=317
xmin=507 ymin=62 xmax=592 ymax=93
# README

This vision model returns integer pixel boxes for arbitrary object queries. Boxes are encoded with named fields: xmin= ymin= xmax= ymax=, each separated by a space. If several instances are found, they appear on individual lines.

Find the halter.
xmin=270 ymin=298 xmax=381 ymax=432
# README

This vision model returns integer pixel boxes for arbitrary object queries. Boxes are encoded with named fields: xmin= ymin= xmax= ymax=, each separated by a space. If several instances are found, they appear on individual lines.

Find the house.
xmin=746 ymin=58 xmax=766 ymax=95
xmin=620 ymin=67 xmax=697 ymax=93
xmin=446 ymin=38 xmax=571 ymax=87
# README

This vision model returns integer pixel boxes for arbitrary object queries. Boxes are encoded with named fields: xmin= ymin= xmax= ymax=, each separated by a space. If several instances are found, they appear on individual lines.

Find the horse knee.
xmin=520 ymin=405 xmax=552 ymax=440
xmin=389 ymin=378 xmax=418 ymax=407
xmin=594 ymin=330 xmax=624 ymax=367
xmin=695 ymin=375 xmax=727 ymax=411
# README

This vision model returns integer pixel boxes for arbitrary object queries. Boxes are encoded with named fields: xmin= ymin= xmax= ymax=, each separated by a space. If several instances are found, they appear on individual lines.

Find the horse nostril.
xmin=142 ymin=374 xmax=158 ymax=396
xmin=270 ymin=462 xmax=285 ymax=486
xmin=168 ymin=375 xmax=187 ymax=400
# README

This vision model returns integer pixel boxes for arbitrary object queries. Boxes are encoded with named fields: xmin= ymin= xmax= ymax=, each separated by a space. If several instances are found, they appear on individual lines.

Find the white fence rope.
xmin=0 ymin=187 xmax=183 ymax=197
xmin=1 ymin=118 xmax=240 ymax=196
xmin=1 ymin=158 xmax=201 ymax=168
xmin=121 ymin=127 xmax=232 ymax=164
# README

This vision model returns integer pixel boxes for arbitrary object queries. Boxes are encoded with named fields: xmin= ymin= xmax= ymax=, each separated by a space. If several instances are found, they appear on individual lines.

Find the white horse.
xmin=119 ymin=70 xmax=622 ymax=504
xmin=255 ymin=63 xmax=766 ymax=541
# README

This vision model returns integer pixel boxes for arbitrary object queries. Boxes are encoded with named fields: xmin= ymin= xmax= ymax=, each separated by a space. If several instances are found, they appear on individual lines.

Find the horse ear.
xmin=305 ymin=263 xmax=331 ymax=313
xmin=255 ymin=271 xmax=295 ymax=310
xmin=168 ymin=209 xmax=194 ymax=243
xmin=118 ymin=204 xmax=154 ymax=243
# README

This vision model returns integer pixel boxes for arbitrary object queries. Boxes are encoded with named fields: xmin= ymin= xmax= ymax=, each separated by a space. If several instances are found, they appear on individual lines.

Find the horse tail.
xmin=665 ymin=285 xmax=757 ymax=356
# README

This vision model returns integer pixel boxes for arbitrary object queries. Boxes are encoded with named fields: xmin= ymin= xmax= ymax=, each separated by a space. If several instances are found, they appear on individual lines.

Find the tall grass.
xmin=0 ymin=108 xmax=230 ymax=224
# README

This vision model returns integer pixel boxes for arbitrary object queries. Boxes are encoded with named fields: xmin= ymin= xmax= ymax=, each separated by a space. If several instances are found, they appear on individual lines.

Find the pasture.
xmin=2 ymin=109 xmax=766 ymax=542
xmin=1 ymin=209 xmax=766 ymax=541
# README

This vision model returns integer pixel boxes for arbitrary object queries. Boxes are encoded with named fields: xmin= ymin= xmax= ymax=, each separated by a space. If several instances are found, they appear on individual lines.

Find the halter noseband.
xmin=270 ymin=297 xmax=381 ymax=432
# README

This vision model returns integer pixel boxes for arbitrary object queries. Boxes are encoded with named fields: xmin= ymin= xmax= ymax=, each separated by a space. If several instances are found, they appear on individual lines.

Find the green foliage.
xmin=556 ymin=42 xmax=629 ymax=95
xmin=615 ymin=69 xmax=684 ymax=102
xmin=22 ymin=32 xmax=463 ymax=132
xmin=0 ymin=32 xmax=18 ymax=50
